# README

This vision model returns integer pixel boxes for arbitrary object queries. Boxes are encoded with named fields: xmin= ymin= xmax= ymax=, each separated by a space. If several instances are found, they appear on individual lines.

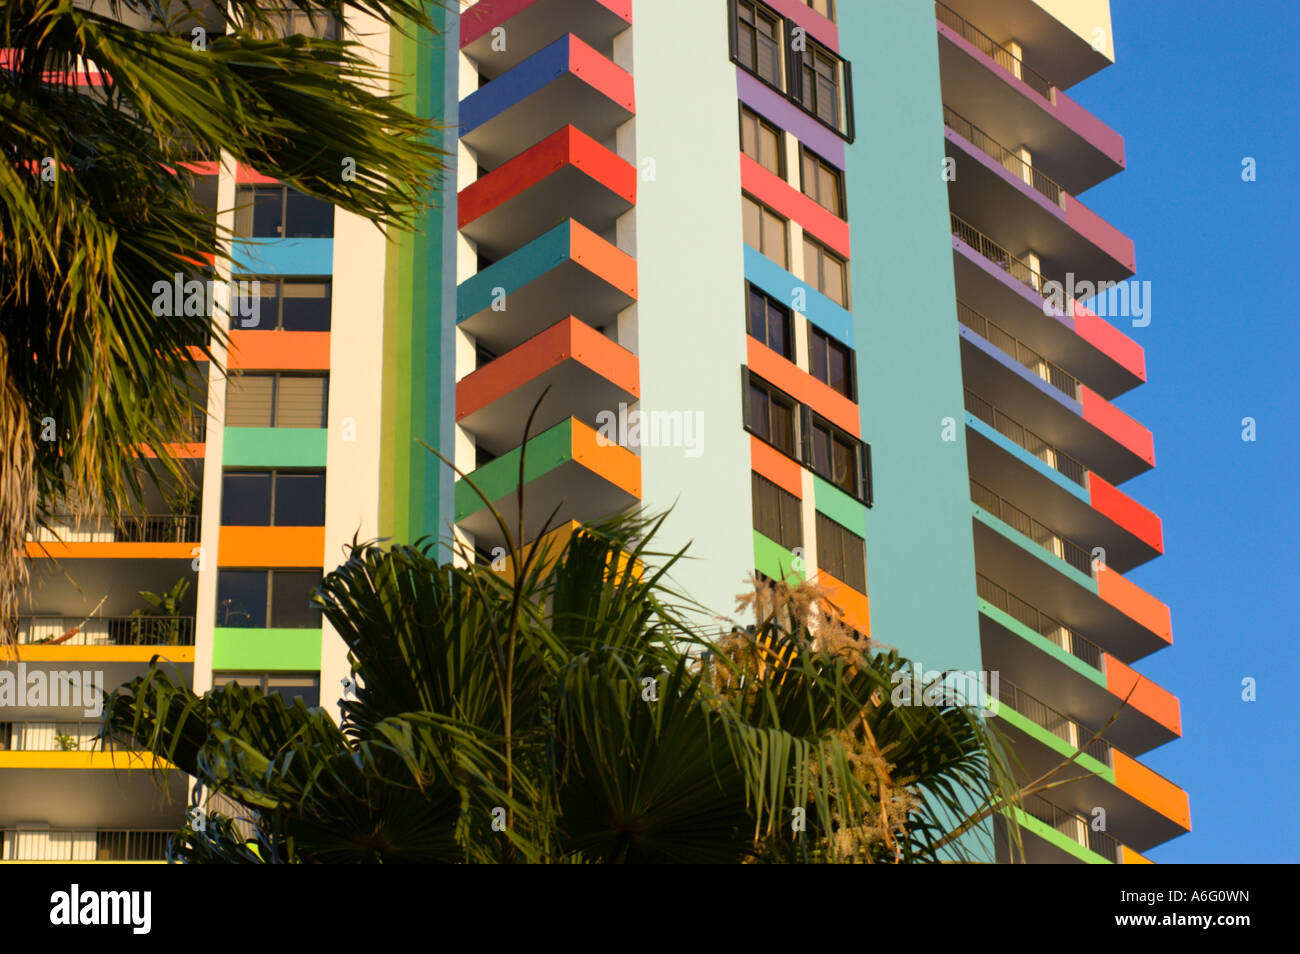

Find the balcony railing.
xmin=957 ymin=300 xmax=1080 ymax=399
xmin=17 ymin=615 xmax=196 ymax=647
xmin=998 ymin=679 xmax=1112 ymax=766
xmin=976 ymin=574 xmax=1103 ymax=671
xmin=29 ymin=513 xmax=200 ymax=544
xmin=934 ymin=1 xmax=1055 ymax=101
xmin=1020 ymin=794 xmax=1120 ymax=863
xmin=942 ymin=105 xmax=1065 ymax=208
xmin=951 ymin=212 xmax=1048 ymax=295
xmin=182 ymin=410 xmax=208 ymax=443
xmin=0 ymin=828 xmax=171 ymax=862
xmin=0 ymin=721 xmax=130 ymax=753
xmin=964 ymin=389 xmax=1087 ymax=486
xmin=970 ymin=478 xmax=1094 ymax=577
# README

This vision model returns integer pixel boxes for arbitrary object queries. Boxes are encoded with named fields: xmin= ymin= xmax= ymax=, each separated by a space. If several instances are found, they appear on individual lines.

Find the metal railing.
xmin=934 ymin=1 xmax=1055 ymax=101
xmin=998 ymin=679 xmax=1112 ymax=766
xmin=30 ymin=513 xmax=199 ymax=544
xmin=0 ymin=722 xmax=129 ymax=753
xmin=957 ymin=300 xmax=1080 ymax=399
xmin=965 ymin=389 xmax=1086 ymax=486
xmin=970 ymin=478 xmax=1094 ymax=576
xmin=182 ymin=410 xmax=208 ymax=443
xmin=942 ymin=105 xmax=1065 ymax=208
xmin=951 ymin=212 xmax=1049 ymax=295
xmin=17 ymin=615 xmax=195 ymax=647
xmin=1020 ymin=794 xmax=1120 ymax=862
xmin=0 ymin=829 xmax=171 ymax=862
xmin=976 ymin=574 xmax=1103 ymax=671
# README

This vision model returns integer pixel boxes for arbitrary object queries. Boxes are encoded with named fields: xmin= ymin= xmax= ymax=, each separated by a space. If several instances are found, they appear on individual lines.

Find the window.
xmin=232 ymin=279 xmax=331 ymax=331
xmin=214 ymin=672 xmax=322 ymax=709
xmin=743 ymin=194 xmax=788 ymax=267
xmin=803 ymin=235 xmax=848 ymax=306
xmin=234 ymin=185 xmax=334 ymax=238
xmin=796 ymin=41 xmax=844 ymax=130
xmin=747 ymin=284 xmax=792 ymax=359
xmin=736 ymin=0 xmax=783 ymax=88
xmin=745 ymin=373 xmax=796 ymax=457
xmin=806 ymin=412 xmax=866 ymax=500
xmin=216 ymin=569 xmax=323 ymax=629
xmin=740 ymin=106 xmax=784 ymax=177
xmin=804 ymin=0 xmax=834 ymax=20
xmin=808 ymin=325 xmax=853 ymax=399
xmin=730 ymin=0 xmax=855 ymax=141
xmin=752 ymin=472 xmax=802 ymax=550
xmin=800 ymin=147 xmax=844 ymax=217
xmin=225 ymin=373 xmax=328 ymax=428
xmin=816 ymin=513 xmax=866 ymax=592
xmin=221 ymin=470 xmax=326 ymax=526
xmin=256 ymin=8 xmax=340 ymax=40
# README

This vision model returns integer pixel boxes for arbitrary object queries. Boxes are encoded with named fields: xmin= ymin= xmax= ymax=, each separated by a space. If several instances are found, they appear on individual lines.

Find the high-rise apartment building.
xmin=2 ymin=0 xmax=1188 ymax=863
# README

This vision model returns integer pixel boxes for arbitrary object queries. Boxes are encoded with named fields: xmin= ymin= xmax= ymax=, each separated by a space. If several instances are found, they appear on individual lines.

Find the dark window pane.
xmin=216 ymin=570 xmax=267 ymax=628
xmin=266 ymin=674 xmax=320 ymax=709
xmin=770 ymin=397 xmax=793 ymax=455
xmin=810 ymin=331 xmax=828 ymax=383
xmin=280 ymin=281 xmax=331 ymax=331
xmin=221 ymin=472 xmax=272 ymax=525
xmin=748 ymin=287 xmax=767 ymax=340
xmin=749 ymin=384 xmax=770 ymax=442
xmin=270 ymin=570 xmax=323 ymax=628
xmin=768 ymin=304 xmax=789 ymax=358
xmin=273 ymin=473 xmax=326 ymax=526
xmin=284 ymin=189 xmax=334 ymax=238
xmin=828 ymin=342 xmax=849 ymax=396
xmin=251 ymin=187 xmax=283 ymax=238
xmin=833 ymin=437 xmax=856 ymax=493
xmin=812 ymin=425 xmax=831 ymax=477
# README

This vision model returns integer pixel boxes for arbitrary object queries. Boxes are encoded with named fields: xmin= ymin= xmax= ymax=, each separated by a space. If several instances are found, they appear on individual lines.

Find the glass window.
xmin=810 ymin=417 xmax=859 ymax=497
xmin=266 ymin=674 xmax=321 ymax=709
xmin=752 ymin=472 xmax=802 ymax=550
xmin=737 ymin=0 xmax=783 ymax=88
xmin=798 ymin=43 xmax=842 ymax=129
xmin=234 ymin=185 xmax=334 ymax=239
xmin=740 ymin=107 xmax=783 ymax=177
xmin=270 ymin=570 xmax=322 ymax=628
xmin=273 ymin=375 xmax=329 ymax=428
xmin=801 ymin=147 xmax=844 ymax=217
xmin=221 ymin=471 xmax=272 ymax=525
xmin=808 ymin=326 xmax=853 ymax=398
xmin=284 ymin=188 xmax=333 ymax=238
xmin=803 ymin=235 xmax=848 ymax=306
xmin=280 ymin=281 xmax=331 ymax=331
xmin=816 ymin=513 xmax=866 ymax=592
xmin=743 ymin=194 xmax=788 ymax=268
xmin=225 ymin=374 xmax=275 ymax=428
xmin=747 ymin=285 xmax=791 ymax=359
xmin=749 ymin=378 xmax=796 ymax=457
xmin=216 ymin=570 xmax=268 ymax=628
xmin=273 ymin=473 xmax=326 ymax=526
xmin=805 ymin=0 xmax=834 ymax=21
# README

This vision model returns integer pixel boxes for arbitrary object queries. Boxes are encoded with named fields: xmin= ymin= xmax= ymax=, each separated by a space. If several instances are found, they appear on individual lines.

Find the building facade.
xmin=2 ymin=0 xmax=1188 ymax=864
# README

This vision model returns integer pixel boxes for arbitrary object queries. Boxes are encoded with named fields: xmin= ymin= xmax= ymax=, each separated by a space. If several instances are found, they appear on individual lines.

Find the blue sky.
xmin=1066 ymin=0 xmax=1299 ymax=862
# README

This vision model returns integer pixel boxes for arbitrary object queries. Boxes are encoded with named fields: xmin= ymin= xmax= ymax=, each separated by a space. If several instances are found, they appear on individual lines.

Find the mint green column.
xmin=839 ymin=1 xmax=989 ymax=859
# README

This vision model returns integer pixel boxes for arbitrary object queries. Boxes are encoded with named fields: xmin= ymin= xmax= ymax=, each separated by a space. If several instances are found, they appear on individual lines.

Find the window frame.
xmin=739 ymin=105 xmax=786 ymax=179
xmin=802 ymin=233 xmax=850 ymax=307
xmin=807 ymin=324 xmax=855 ymax=400
xmin=226 ymin=371 xmax=329 ymax=429
xmin=816 ymin=512 xmax=866 ymax=593
xmin=220 ymin=469 xmax=326 ymax=527
xmin=746 ymin=283 xmax=793 ymax=359
xmin=743 ymin=370 xmax=798 ymax=458
xmin=233 ymin=184 xmax=335 ymax=239
xmin=213 ymin=671 xmax=323 ymax=709
xmin=803 ymin=0 xmax=834 ymax=22
xmin=214 ymin=568 xmax=325 ymax=629
xmin=230 ymin=277 xmax=332 ymax=332
xmin=743 ymin=192 xmax=790 ymax=268
xmin=734 ymin=0 xmax=785 ymax=90
xmin=799 ymin=145 xmax=845 ymax=218
xmin=752 ymin=471 xmax=803 ymax=551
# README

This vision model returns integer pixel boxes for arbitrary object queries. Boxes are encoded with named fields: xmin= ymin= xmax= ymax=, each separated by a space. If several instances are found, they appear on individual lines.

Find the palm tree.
xmin=104 ymin=501 xmax=1046 ymax=863
xmin=0 ymin=0 xmax=443 ymax=641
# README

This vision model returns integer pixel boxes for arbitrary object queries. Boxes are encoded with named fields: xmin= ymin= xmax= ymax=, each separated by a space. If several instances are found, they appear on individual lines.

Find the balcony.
xmin=958 ymin=300 xmax=1078 ymax=401
xmin=978 ymin=574 xmax=1102 ymax=671
xmin=0 ymin=721 xmax=128 ymax=753
xmin=17 ymin=615 xmax=195 ymax=647
xmin=971 ymin=478 xmax=1093 ymax=579
xmin=944 ymin=107 xmax=1135 ymax=284
xmin=0 ymin=828 xmax=171 ymax=862
xmin=995 ymin=682 xmax=1190 ymax=851
xmin=965 ymin=389 xmax=1085 ymax=487
xmin=1007 ymin=793 xmax=1121 ymax=864
xmin=458 ymin=124 xmax=636 ymax=260
xmin=460 ymin=0 xmax=631 ymax=81
xmin=28 ymin=513 xmax=199 ymax=546
xmin=935 ymin=1 xmax=1125 ymax=194
xmin=459 ymin=33 xmax=635 ymax=170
